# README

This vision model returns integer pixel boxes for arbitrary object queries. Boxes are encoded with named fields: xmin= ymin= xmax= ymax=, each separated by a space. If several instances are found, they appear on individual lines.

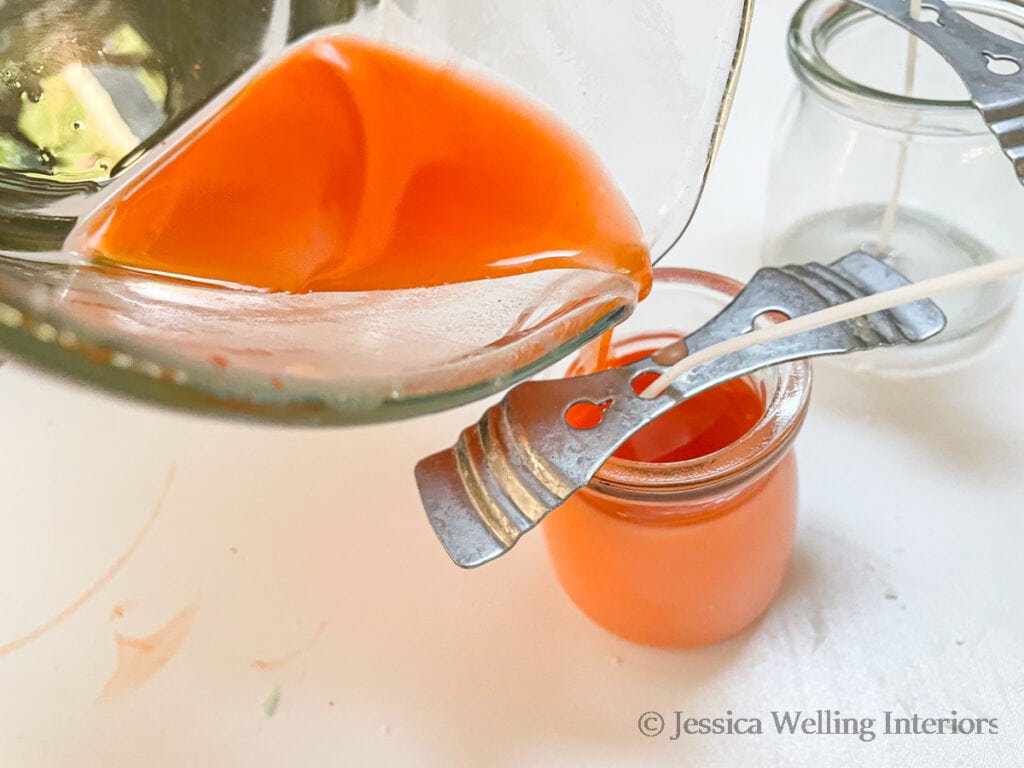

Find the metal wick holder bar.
xmin=415 ymin=251 xmax=946 ymax=568
xmin=850 ymin=0 xmax=1024 ymax=184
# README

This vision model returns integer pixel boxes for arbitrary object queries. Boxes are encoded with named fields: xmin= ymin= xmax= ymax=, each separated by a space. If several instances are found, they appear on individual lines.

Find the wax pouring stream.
xmin=415 ymin=0 xmax=1024 ymax=568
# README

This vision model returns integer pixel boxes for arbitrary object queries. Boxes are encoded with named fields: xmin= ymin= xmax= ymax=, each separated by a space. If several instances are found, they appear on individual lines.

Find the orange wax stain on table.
xmin=100 ymin=605 xmax=198 ymax=698
xmin=545 ymin=342 xmax=800 ymax=648
xmin=74 ymin=37 xmax=650 ymax=295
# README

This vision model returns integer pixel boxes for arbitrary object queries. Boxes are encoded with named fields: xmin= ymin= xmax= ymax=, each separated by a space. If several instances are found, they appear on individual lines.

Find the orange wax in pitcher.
xmin=73 ymin=37 xmax=650 ymax=296
xmin=544 ymin=271 xmax=811 ymax=649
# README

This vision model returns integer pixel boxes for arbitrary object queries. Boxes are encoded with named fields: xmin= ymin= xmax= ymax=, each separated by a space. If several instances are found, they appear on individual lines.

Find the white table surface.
xmin=1 ymin=2 xmax=1022 ymax=766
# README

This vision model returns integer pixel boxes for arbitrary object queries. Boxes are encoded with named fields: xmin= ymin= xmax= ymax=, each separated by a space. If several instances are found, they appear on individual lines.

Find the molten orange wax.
xmin=567 ymin=347 xmax=765 ymax=460
xmin=545 ymin=343 xmax=799 ymax=648
xmin=616 ymin=374 xmax=763 ymax=462
xmin=75 ymin=37 xmax=650 ymax=295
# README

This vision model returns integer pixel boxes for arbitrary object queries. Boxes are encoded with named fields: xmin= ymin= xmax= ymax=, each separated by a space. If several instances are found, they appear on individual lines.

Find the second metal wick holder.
xmin=850 ymin=0 xmax=1024 ymax=184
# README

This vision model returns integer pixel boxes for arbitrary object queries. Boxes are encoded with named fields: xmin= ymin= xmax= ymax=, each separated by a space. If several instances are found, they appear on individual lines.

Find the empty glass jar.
xmin=763 ymin=0 xmax=1024 ymax=374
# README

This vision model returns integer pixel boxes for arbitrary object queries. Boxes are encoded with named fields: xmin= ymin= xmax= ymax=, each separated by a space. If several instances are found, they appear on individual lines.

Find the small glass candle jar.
xmin=763 ymin=0 xmax=1024 ymax=374
xmin=542 ymin=268 xmax=812 ymax=648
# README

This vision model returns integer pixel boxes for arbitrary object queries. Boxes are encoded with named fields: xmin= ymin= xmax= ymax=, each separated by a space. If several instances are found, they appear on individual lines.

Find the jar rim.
xmin=788 ymin=0 xmax=1024 ymax=116
xmin=589 ymin=268 xmax=812 ymax=499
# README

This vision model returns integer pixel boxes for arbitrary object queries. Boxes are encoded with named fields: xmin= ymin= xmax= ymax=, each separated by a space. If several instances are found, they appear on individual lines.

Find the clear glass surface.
xmin=0 ymin=0 xmax=752 ymax=424
xmin=763 ymin=0 xmax=1024 ymax=376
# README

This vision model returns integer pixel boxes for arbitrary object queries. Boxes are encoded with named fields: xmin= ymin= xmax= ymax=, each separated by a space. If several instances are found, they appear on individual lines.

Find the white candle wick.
xmin=639 ymin=257 xmax=1024 ymax=400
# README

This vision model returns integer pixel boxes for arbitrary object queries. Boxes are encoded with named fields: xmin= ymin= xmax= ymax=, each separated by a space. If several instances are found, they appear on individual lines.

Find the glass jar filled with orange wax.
xmin=542 ymin=268 xmax=812 ymax=648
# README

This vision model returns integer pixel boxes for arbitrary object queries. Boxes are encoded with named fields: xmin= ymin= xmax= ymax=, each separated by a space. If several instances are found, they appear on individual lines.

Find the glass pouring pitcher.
xmin=0 ymin=0 xmax=752 ymax=424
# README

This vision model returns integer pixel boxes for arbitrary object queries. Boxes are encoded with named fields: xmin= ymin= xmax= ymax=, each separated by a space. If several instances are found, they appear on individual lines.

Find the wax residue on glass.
xmin=73 ymin=37 xmax=650 ymax=296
